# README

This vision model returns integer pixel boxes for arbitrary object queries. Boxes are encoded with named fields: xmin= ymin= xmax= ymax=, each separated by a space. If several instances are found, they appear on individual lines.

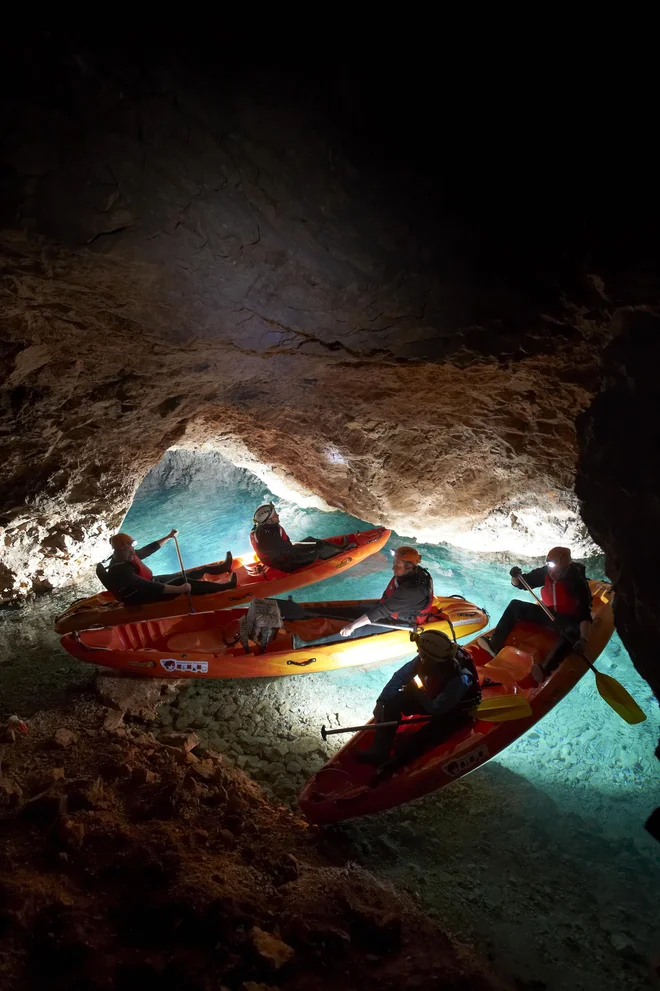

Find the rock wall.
xmin=577 ymin=312 xmax=660 ymax=794
xmin=1 ymin=37 xmax=657 ymax=599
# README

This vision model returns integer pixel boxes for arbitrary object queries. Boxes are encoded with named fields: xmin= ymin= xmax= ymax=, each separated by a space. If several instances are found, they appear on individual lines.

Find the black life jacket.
xmin=250 ymin=522 xmax=292 ymax=567
xmin=416 ymin=646 xmax=482 ymax=710
xmin=382 ymin=566 xmax=434 ymax=624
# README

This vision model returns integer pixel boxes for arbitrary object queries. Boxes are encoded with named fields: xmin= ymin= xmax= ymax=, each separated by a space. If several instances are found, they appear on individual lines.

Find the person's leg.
xmin=533 ymin=621 xmax=579 ymax=681
xmin=187 ymin=578 xmax=235 ymax=595
xmin=379 ymin=709 xmax=469 ymax=775
xmin=488 ymin=600 xmax=553 ymax=653
xmin=355 ymin=688 xmax=428 ymax=764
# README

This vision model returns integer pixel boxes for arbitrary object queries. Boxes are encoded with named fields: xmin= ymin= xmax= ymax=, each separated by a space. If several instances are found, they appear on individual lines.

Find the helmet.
xmin=253 ymin=502 xmax=275 ymax=525
xmin=546 ymin=546 xmax=571 ymax=569
xmin=394 ymin=545 xmax=421 ymax=565
xmin=410 ymin=629 xmax=457 ymax=664
xmin=110 ymin=532 xmax=135 ymax=549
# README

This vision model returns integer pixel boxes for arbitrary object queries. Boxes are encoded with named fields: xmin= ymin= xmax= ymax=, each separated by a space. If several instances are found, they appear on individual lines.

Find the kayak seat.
xmin=486 ymin=645 xmax=534 ymax=683
xmin=166 ymin=630 xmax=227 ymax=652
xmin=262 ymin=565 xmax=289 ymax=580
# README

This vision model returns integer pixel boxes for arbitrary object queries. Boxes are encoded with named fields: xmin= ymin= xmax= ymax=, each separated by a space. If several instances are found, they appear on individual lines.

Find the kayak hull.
xmin=54 ymin=527 xmax=390 ymax=634
xmin=59 ymin=596 xmax=488 ymax=679
xmin=298 ymin=581 xmax=615 ymax=824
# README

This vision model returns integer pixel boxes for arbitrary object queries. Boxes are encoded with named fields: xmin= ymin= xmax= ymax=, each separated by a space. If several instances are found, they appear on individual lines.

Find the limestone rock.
xmin=250 ymin=927 xmax=295 ymax=970
xmin=53 ymin=728 xmax=78 ymax=749
xmin=96 ymin=675 xmax=182 ymax=721
xmin=162 ymin=731 xmax=200 ymax=752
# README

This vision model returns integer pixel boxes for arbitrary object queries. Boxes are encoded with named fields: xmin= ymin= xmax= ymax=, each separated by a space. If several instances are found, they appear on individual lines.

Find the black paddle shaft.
xmin=321 ymin=716 xmax=431 ymax=741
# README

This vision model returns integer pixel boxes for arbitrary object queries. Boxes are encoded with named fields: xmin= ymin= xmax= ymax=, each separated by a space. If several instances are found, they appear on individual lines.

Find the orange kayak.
xmin=54 ymin=527 xmax=390 ymax=634
xmin=59 ymin=594 xmax=488 ymax=679
xmin=298 ymin=580 xmax=615 ymax=824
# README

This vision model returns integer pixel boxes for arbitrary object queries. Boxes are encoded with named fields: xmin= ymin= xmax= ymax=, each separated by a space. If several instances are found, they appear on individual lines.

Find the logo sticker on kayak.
xmin=442 ymin=744 xmax=489 ymax=778
xmin=128 ymin=659 xmax=156 ymax=669
xmin=160 ymin=658 xmax=208 ymax=674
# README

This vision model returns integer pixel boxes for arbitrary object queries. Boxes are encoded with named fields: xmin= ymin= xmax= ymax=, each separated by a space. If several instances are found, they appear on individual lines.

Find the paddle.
xmin=320 ymin=694 xmax=532 ymax=740
xmin=172 ymin=533 xmax=195 ymax=615
xmin=516 ymin=573 xmax=646 ymax=725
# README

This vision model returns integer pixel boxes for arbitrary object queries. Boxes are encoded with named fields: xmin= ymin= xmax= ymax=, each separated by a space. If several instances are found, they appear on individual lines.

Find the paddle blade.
xmin=595 ymin=671 xmax=647 ymax=724
xmin=472 ymin=694 xmax=533 ymax=722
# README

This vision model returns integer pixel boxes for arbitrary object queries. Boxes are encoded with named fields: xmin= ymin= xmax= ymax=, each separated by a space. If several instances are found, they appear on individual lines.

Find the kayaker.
xmin=98 ymin=530 xmax=236 ymax=605
xmin=354 ymin=629 xmax=481 ymax=777
xmin=477 ymin=546 xmax=592 ymax=682
xmin=339 ymin=546 xmax=434 ymax=637
xmin=250 ymin=503 xmax=354 ymax=572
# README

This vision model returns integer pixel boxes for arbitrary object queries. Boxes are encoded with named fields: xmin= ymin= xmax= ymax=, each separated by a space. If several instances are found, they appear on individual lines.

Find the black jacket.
xmin=366 ymin=566 xmax=433 ymax=624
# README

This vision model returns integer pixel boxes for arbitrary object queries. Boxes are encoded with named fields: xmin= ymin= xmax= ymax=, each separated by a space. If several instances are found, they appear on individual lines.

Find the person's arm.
xmin=377 ymin=660 xmax=417 ymax=703
xmin=429 ymin=673 xmax=470 ymax=716
xmin=510 ymin=565 xmax=546 ymax=589
xmin=136 ymin=528 xmax=178 ymax=559
xmin=339 ymin=613 xmax=372 ymax=637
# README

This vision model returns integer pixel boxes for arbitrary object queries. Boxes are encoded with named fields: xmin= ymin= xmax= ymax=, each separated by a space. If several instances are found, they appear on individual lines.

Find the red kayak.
xmin=54 ymin=527 xmax=391 ymax=634
xmin=298 ymin=580 xmax=615 ymax=824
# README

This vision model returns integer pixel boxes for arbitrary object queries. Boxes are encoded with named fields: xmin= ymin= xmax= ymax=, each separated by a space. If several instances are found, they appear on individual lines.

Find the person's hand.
xmin=340 ymin=624 xmax=355 ymax=638
xmin=180 ymin=582 xmax=191 ymax=593
xmin=510 ymin=566 xmax=522 ymax=578
xmin=573 ymin=636 xmax=587 ymax=655
xmin=168 ymin=528 xmax=179 ymax=539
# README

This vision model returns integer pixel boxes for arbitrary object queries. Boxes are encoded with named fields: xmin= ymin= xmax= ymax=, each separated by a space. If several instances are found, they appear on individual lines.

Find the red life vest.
xmin=131 ymin=553 xmax=153 ymax=581
xmin=541 ymin=573 xmax=579 ymax=615
xmin=382 ymin=567 xmax=435 ymax=624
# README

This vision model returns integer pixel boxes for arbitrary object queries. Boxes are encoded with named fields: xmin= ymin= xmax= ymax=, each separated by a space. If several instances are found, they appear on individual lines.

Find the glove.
xmin=510 ymin=566 xmax=522 ymax=578
xmin=572 ymin=637 xmax=587 ymax=655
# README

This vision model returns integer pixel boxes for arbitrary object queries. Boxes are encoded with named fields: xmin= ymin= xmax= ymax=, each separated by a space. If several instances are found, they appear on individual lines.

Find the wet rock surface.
xmin=0 ymin=696 xmax=509 ymax=991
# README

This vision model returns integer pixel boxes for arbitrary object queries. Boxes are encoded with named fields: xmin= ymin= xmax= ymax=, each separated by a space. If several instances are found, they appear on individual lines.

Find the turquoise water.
xmin=123 ymin=451 xmax=660 ymax=848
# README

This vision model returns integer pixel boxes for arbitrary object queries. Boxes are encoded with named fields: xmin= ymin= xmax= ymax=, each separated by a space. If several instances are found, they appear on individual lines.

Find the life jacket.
xmin=416 ymin=646 xmax=482 ymax=709
xmin=250 ymin=522 xmax=291 ymax=566
xmin=382 ymin=566 xmax=434 ymax=624
xmin=541 ymin=567 xmax=580 ymax=616
xmin=130 ymin=553 xmax=153 ymax=581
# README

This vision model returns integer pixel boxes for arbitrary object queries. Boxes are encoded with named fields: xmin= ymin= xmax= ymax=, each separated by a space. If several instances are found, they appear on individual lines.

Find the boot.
xmin=354 ymin=746 xmax=390 ymax=766
xmin=221 ymin=551 xmax=233 ymax=573
xmin=221 ymin=572 xmax=238 ymax=590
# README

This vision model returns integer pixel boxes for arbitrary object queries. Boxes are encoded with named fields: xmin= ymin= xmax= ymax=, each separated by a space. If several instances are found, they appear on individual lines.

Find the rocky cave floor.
xmin=1 ymin=586 xmax=659 ymax=991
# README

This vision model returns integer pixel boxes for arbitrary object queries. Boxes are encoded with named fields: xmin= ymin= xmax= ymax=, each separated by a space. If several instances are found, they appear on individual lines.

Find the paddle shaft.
xmin=516 ymin=573 xmax=594 ymax=669
xmin=172 ymin=534 xmax=195 ymax=615
xmin=322 ymin=716 xmax=432 ymax=739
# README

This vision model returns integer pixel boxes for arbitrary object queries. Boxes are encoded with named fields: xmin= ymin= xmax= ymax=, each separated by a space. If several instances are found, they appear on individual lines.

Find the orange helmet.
xmin=110 ymin=532 xmax=135 ymax=549
xmin=394 ymin=545 xmax=421 ymax=565
xmin=546 ymin=546 xmax=571 ymax=569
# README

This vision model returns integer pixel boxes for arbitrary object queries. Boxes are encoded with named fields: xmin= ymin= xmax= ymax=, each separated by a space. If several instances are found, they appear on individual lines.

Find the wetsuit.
xmin=99 ymin=542 xmax=231 ymax=605
xmin=488 ymin=562 xmax=591 ymax=671
xmin=250 ymin=522 xmax=344 ymax=572
xmin=363 ymin=647 xmax=481 ymax=772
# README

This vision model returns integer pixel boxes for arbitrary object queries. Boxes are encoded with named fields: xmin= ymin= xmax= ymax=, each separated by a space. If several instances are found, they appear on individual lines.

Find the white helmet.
xmin=253 ymin=502 xmax=275 ymax=525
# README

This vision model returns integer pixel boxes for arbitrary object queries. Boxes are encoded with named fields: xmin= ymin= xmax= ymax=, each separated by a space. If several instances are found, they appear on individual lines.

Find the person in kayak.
xmin=477 ymin=545 xmax=592 ymax=682
xmin=339 ymin=546 xmax=434 ymax=637
xmin=98 ymin=530 xmax=236 ymax=605
xmin=250 ymin=502 xmax=354 ymax=572
xmin=354 ymin=629 xmax=481 ymax=778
